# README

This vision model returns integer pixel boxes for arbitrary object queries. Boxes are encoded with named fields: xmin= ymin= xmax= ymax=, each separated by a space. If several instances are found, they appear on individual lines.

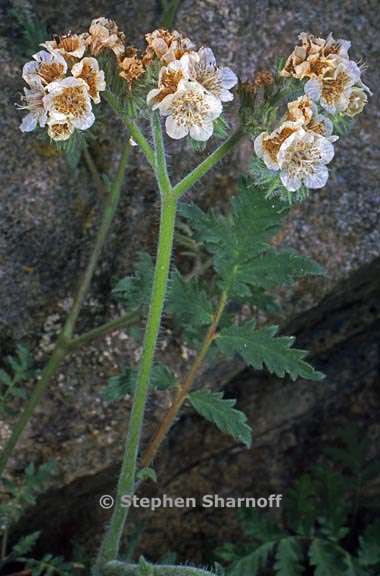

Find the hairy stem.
xmin=0 ymin=144 xmax=131 ymax=476
xmin=104 ymin=562 xmax=216 ymax=576
xmin=96 ymin=117 xmax=176 ymax=568
xmin=140 ymin=291 xmax=228 ymax=469
xmin=68 ymin=310 xmax=139 ymax=351
xmin=173 ymin=130 xmax=243 ymax=199
xmin=104 ymin=91 xmax=155 ymax=168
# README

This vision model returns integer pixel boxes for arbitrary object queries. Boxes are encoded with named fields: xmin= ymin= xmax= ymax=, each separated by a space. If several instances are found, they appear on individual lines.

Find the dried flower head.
xmin=119 ymin=48 xmax=145 ymax=89
xmin=42 ymin=34 xmax=88 ymax=62
xmin=47 ymin=117 xmax=75 ymax=141
xmin=87 ymin=17 xmax=125 ymax=58
xmin=254 ymin=70 xmax=274 ymax=88
xmin=184 ymin=47 xmax=238 ymax=102
xmin=277 ymin=129 xmax=334 ymax=191
xmin=145 ymin=28 xmax=195 ymax=64
xmin=345 ymin=86 xmax=368 ymax=117
xmin=72 ymin=57 xmax=106 ymax=103
xmin=23 ymin=50 xmax=67 ymax=86
xmin=43 ymin=77 xmax=95 ymax=130
xmin=281 ymin=32 xmax=354 ymax=83
xmin=285 ymin=95 xmax=338 ymax=142
xmin=157 ymin=79 xmax=222 ymax=141
xmin=147 ymin=60 xmax=185 ymax=108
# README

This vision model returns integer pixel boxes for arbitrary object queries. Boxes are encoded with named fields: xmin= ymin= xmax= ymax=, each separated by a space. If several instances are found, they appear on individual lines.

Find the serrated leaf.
xmin=102 ymin=363 xmax=175 ymax=403
xmin=274 ymin=538 xmax=303 ymax=576
xmin=102 ymin=366 xmax=136 ymax=402
xmin=151 ymin=364 xmax=176 ymax=391
xmin=309 ymin=539 xmax=346 ymax=576
xmin=217 ymin=321 xmax=324 ymax=381
xmin=188 ymin=390 xmax=252 ymax=447
xmin=230 ymin=541 xmax=276 ymax=576
xmin=239 ymin=249 xmax=324 ymax=289
xmin=358 ymin=520 xmax=380 ymax=567
xmin=285 ymin=474 xmax=318 ymax=537
xmin=113 ymin=252 xmax=154 ymax=312
xmin=13 ymin=531 xmax=40 ymax=557
xmin=137 ymin=467 xmax=157 ymax=483
xmin=241 ymin=509 xmax=284 ymax=543
xmin=167 ymin=270 xmax=213 ymax=338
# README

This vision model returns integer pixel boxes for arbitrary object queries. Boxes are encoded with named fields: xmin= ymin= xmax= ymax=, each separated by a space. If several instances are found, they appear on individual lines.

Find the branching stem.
xmin=96 ymin=115 xmax=177 ymax=568
xmin=140 ymin=290 xmax=228 ymax=469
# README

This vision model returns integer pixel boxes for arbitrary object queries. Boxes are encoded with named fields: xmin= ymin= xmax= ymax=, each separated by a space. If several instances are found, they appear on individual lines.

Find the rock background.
xmin=0 ymin=0 xmax=379 ymax=566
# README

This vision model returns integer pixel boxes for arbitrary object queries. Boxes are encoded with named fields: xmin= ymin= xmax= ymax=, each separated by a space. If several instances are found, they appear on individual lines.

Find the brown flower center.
xmin=38 ymin=62 xmax=65 ymax=84
xmin=263 ymin=127 xmax=295 ymax=162
xmin=171 ymin=90 xmax=210 ymax=127
xmin=53 ymin=87 xmax=88 ymax=118
xmin=50 ymin=121 xmax=72 ymax=138
xmin=322 ymin=71 xmax=350 ymax=104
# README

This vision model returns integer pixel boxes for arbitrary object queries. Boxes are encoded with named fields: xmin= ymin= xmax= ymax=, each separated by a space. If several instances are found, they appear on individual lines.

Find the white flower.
xmin=43 ymin=77 xmax=95 ymax=130
xmin=184 ymin=47 xmax=238 ymax=102
xmin=277 ymin=128 xmax=335 ymax=191
xmin=47 ymin=117 xmax=75 ymax=141
xmin=305 ymin=60 xmax=361 ymax=114
xmin=254 ymin=121 xmax=301 ymax=171
xmin=41 ymin=34 xmax=88 ymax=61
xmin=22 ymin=50 xmax=67 ymax=86
xmin=147 ymin=59 xmax=185 ymax=109
xmin=157 ymin=79 xmax=222 ymax=141
xmin=71 ymin=57 xmax=106 ymax=103
xmin=18 ymin=77 xmax=48 ymax=132
xmin=345 ymin=86 xmax=368 ymax=117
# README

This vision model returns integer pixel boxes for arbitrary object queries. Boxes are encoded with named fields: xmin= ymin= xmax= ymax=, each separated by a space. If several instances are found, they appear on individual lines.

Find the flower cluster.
xmin=254 ymin=33 xmax=371 ymax=193
xmin=18 ymin=18 xmax=128 ymax=140
xmin=281 ymin=32 xmax=371 ymax=116
xmin=145 ymin=30 xmax=238 ymax=141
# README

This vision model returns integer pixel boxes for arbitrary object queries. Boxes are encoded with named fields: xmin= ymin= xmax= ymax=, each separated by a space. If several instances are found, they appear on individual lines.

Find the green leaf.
xmin=230 ymin=542 xmax=276 ymax=576
xmin=136 ymin=467 xmax=157 ymax=483
xmin=102 ymin=363 xmax=176 ymax=403
xmin=168 ymin=270 xmax=214 ymax=338
xmin=238 ymin=249 xmax=324 ymax=290
xmin=241 ymin=509 xmax=284 ymax=543
xmin=113 ymin=252 xmax=154 ymax=313
xmin=309 ymin=539 xmax=346 ymax=576
xmin=217 ymin=321 xmax=324 ymax=381
xmin=358 ymin=520 xmax=380 ymax=567
xmin=274 ymin=538 xmax=303 ymax=576
xmin=150 ymin=364 xmax=176 ymax=391
xmin=13 ymin=531 xmax=40 ymax=557
xmin=102 ymin=366 xmax=136 ymax=403
xmin=285 ymin=474 xmax=318 ymax=537
xmin=188 ymin=390 xmax=252 ymax=448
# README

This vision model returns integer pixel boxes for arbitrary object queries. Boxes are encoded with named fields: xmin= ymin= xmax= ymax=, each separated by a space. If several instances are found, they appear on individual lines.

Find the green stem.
xmin=173 ymin=129 xmax=243 ymax=199
xmin=0 ymin=144 xmax=131 ymax=477
xmin=104 ymin=91 xmax=155 ymax=168
xmin=104 ymin=562 xmax=216 ymax=576
xmin=96 ymin=117 xmax=176 ymax=568
xmin=68 ymin=310 xmax=139 ymax=351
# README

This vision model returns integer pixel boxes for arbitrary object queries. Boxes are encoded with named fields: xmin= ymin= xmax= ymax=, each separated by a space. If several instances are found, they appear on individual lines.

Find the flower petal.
xmin=304 ymin=165 xmax=329 ymax=188
xmin=305 ymin=78 xmax=322 ymax=101
xmin=20 ymin=112 xmax=38 ymax=132
xmin=189 ymin=121 xmax=214 ymax=141
xmin=280 ymin=170 xmax=302 ymax=191
xmin=219 ymin=67 xmax=238 ymax=89
xmin=165 ymin=115 xmax=188 ymax=139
